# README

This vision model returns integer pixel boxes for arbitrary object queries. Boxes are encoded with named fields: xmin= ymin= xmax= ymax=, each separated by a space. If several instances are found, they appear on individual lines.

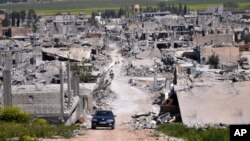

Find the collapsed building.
xmin=122 ymin=6 xmax=250 ymax=128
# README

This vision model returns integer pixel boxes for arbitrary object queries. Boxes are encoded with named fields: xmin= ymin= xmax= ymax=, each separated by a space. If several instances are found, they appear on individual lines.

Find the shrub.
xmin=243 ymin=34 xmax=250 ymax=43
xmin=207 ymin=54 xmax=220 ymax=69
xmin=34 ymin=118 xmax=48 ymax=125
xmin=0 ymin=107 xmax=31 ymax=123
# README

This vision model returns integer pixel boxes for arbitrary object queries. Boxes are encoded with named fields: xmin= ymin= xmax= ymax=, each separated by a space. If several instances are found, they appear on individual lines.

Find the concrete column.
xmin=76 ymin=77 xmax=80 ymax=96
xmin=71 ymin=75 xmax=76 ymax=96
xmin=67 ymin=62 xmax=72 ymax=106
xmin=6 ymin=52 xmax=12 ymax=69
xmin=3 ymin=66 xmax=12 ymax=107
xmin=15 ymin=52 xmax=20 ymax=65
xmin=60 ymin=64 xmax=64 ymax=115
xmin=0 ymin=53 xmax=2 ymax=65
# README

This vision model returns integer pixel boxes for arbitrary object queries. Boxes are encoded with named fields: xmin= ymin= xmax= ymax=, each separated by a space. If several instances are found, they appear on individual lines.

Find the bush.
xmin=0 ymin=107 xmax=31 ymax=123
xmin=243 ymin=34 xmax=250 ymax=43
xmin=207 ymin=54 xmax=220 ymax=69
xmin=34 ymin=118 xmax=48 ymax=125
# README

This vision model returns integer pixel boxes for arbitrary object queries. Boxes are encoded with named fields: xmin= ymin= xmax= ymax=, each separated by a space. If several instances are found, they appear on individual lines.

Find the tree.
xmin=171 ymin=3 xmax=176 ymax=14
xmin=183 ymin=4 xmax=187 ymax=15
xmin=243 ymin=34 xmax=250 ymax=43
xmin=146 ymin=3 xmax=150 ymax=12
xmin=20 ymin=10 xmax=26 ymax=23
xmin=27 ymin=10 xmax=38 ymax=27
xmin=16 ymin=13 xmax=20 ymax=27
xmin=207 ymin=54 xmax=220 ymax=69
xmin=167 ymin=3 xmax=171 ymax=11
xmin=89 ymin=12 xmax=98 ymax=27
xmin=178 ymin=3 xmax=183 ymax=15
xmin=118 ymin=7 xmax=125 ymax=18
xmin=11 ymin=11 xmax=18 ymax=26
xmin=75 ymin=61 xmax=92 ymax=83
xmin=158 ymin=1 xmax=167 ymax=11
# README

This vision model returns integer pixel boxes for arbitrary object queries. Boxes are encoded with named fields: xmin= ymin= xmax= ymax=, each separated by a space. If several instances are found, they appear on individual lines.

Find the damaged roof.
xmin=42 ymin=47 xmax=91 ymax=61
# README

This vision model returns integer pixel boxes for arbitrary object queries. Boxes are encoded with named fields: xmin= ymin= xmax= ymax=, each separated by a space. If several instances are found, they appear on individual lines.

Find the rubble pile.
xmin=129 ymin=111 xmax=180 ymax=129
xmin=189 ymin=71 xmax=250 ymax=84
xmin=130 ymin=112 xmax=157 ymax=129
xmin=92 ymin=54 xmax=112 ymax=72
xmin=92 ymin=73 xmax=116 ymax=109
xmin=125 ymin=65 xmax=154 ymax=77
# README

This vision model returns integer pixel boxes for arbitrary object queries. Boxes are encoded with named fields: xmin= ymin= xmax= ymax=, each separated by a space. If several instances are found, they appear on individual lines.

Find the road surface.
xmin=44 ymin=43 xmax=163 ymax=141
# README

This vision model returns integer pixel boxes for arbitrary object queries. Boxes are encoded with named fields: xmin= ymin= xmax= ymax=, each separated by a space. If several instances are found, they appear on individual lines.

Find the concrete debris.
xmin=131 ymin=112 xmax=152 ymax=118
xmin=129 ymin=111 xmax=158 ymax=129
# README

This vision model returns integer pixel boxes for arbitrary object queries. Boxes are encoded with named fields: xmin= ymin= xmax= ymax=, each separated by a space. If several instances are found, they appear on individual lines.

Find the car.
xmin=91 ymin=110 xmax=116 ymax=130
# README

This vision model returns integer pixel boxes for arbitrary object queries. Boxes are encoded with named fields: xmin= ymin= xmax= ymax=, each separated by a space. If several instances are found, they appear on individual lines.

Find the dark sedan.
xmin=91 ymin=110 xmax=116 ymax=130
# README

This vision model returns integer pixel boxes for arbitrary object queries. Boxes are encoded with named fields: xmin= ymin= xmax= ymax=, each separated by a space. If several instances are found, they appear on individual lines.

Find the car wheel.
xmin=111 ymin=124 xmax=115 ymax=130
xmin=91 ymin=125 xmax=96 ymax=129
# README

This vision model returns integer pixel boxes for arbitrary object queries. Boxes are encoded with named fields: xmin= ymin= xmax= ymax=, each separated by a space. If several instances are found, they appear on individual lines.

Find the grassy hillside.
xmin=0 ymin=0 xmax=249 ymax=15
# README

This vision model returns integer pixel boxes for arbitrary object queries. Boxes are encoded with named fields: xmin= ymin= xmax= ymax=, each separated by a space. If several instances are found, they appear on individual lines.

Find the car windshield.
xmin=95 ymin=111 xmax=112 ymax=116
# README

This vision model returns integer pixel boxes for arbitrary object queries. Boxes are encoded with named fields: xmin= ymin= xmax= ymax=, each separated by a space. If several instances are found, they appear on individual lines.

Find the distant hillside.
xmin=1 ymin=0 xmax=250 ymax=4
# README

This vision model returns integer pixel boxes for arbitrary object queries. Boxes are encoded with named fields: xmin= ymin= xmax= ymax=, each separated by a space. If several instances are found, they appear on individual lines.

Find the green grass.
xmin=0 ymin=0 xmax=249 ymax=15
xmin=188 ymin=4 xmax=222 ymax=11
xmin=0 ymin=121 xmax=80 ymax=140
xmin=157 ymin=123 xmax=229 ymax=141
xmin=188 ymin=2 xmax=250 ymax=10
xmin=36 ymin=6 xmax=121 ymax=16
xmin=239 ymin=2 xmax=250 ymax=9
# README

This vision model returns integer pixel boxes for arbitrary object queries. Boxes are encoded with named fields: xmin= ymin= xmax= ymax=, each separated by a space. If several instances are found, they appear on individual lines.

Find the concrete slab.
xmin=177 ymin=81 xmax=250 ymax=126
